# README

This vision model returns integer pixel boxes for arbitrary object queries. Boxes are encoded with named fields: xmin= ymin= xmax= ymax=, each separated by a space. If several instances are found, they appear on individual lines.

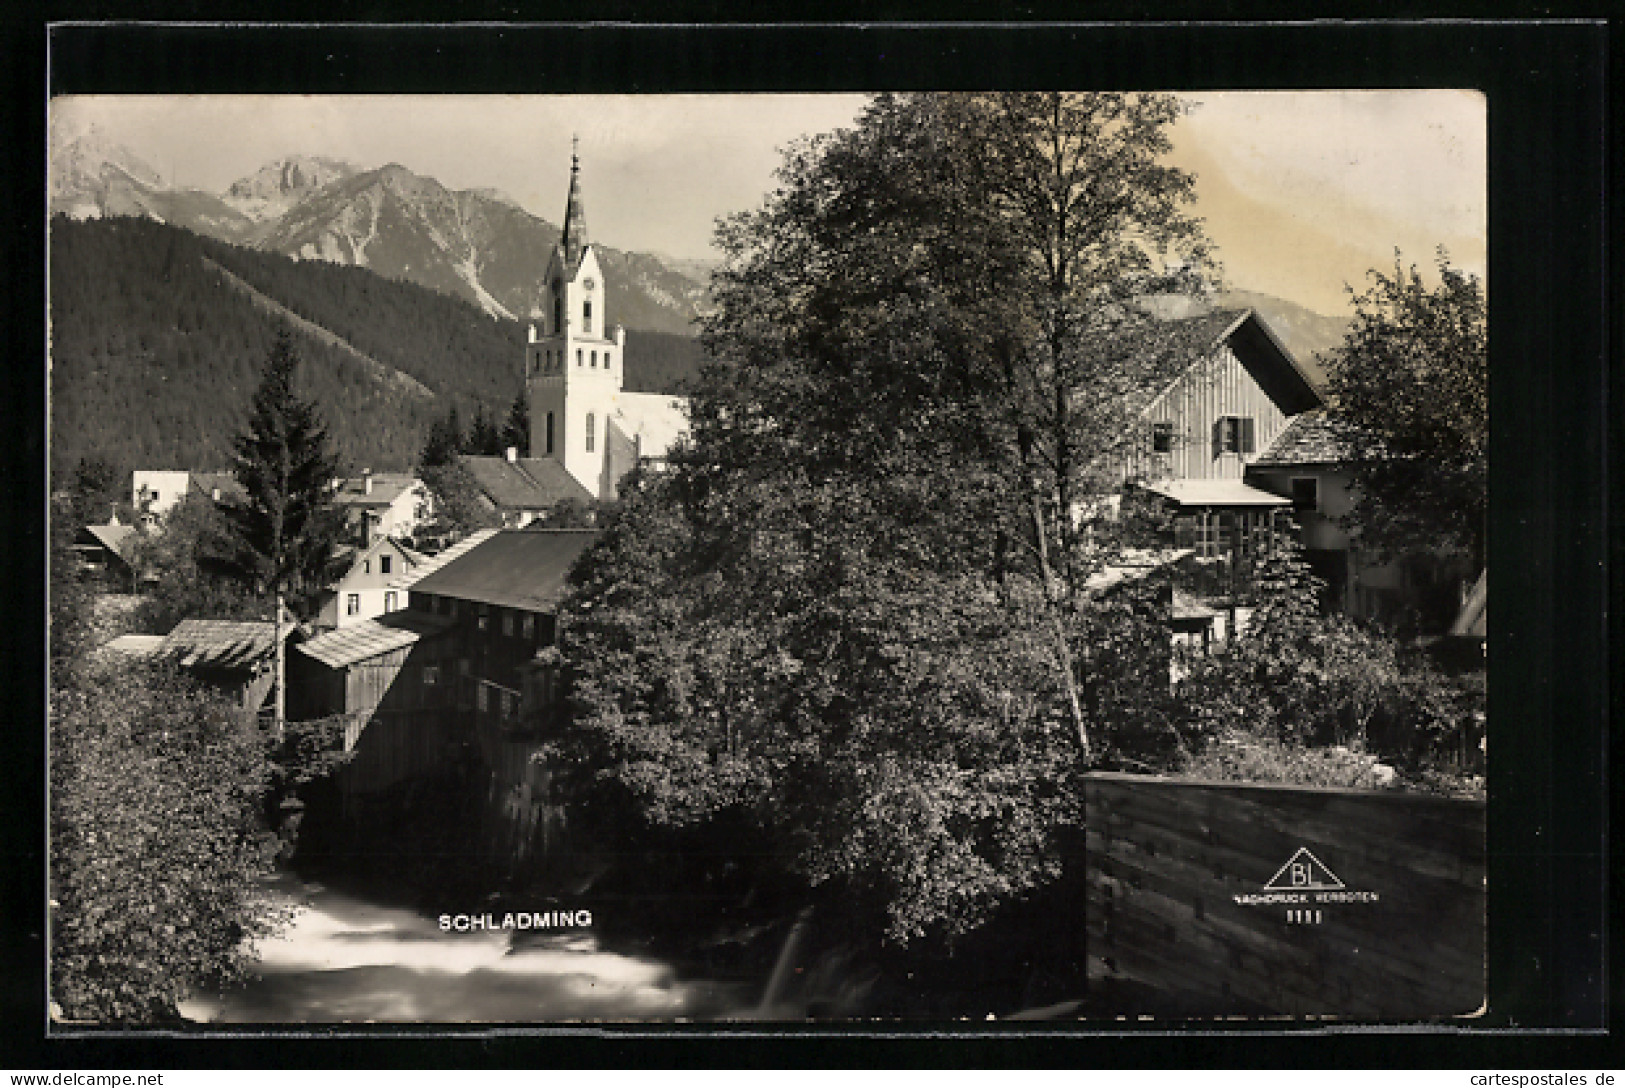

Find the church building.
xmin=524 ymin=144 xmax=689 ymax=501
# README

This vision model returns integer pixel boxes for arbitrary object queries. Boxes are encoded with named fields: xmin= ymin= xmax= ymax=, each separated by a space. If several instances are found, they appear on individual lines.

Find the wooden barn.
xmin=159 ymin=617 xmax=304 ymax=718
xmin=288 ymin=610 xmax=457 ymax=800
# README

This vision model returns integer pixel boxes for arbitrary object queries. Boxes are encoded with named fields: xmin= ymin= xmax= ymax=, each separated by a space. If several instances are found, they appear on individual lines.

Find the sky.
xmin=51 ymin=91 xmax=1484 ymax=317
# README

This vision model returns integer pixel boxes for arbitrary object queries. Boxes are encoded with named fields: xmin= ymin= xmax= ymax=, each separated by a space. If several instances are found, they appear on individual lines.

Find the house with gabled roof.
xmin=1245 ymin=408 xmax=1471 ymax=631
xmin=72 ymin=521 xmax=141 ymax=590
xmin=456 ymin=449 xmax=594 ymax=528
xmin=313 ymin=535 xmax=427 ymax=630
xmin=333 ymin=471 xmax=432 ymax=546
xmin=1119 ymin=308 xmax=1325 ymax=554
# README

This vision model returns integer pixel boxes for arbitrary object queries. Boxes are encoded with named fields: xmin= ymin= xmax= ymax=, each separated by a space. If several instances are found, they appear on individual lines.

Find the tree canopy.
xmin=551 ymin=93 xmax=1212 ymax=945
xmin=1323 ymin=253 xmax=1487 ymax=568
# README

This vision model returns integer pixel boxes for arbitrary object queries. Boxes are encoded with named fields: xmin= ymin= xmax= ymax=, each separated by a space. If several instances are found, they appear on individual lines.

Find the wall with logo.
xmin=1083 ymin=772 xmax=1485 ymax=1019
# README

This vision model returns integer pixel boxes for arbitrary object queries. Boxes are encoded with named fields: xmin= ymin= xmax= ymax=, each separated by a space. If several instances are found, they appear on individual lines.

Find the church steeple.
xmin=560 ymin=134 xmax=588 ymax=269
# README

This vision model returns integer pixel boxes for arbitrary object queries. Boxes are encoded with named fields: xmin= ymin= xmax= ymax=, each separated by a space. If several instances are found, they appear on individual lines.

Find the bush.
xmin=50 ymin=658 xmax=284 ymax=1022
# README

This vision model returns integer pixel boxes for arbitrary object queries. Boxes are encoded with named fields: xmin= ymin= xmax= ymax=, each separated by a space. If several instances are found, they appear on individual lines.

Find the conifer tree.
xmin=223 ymin=331 xmax=345 ymax=733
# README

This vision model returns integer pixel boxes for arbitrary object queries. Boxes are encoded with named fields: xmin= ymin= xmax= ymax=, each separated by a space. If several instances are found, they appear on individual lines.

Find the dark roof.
xmin=1251 ymin=409 xmax=1354 ymax=466
xmin=409 ymin=529 xmax=599 ymax=613
xmin=189 ymin=472 xmax=247 ymax=505
xmin=460 ymin=455 xmax=594 ymax=510
xmin=296 ymin=611 xmax=455 ymax=669
xmin=334 ymin=472 xmax=421 ymax=509
xmin=1130 ymin=308 xmax=1324 ymax=419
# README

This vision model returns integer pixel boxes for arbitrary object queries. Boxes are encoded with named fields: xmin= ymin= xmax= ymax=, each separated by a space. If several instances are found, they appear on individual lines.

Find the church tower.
xmin=526 ymin=138 xmax=627 ymax=498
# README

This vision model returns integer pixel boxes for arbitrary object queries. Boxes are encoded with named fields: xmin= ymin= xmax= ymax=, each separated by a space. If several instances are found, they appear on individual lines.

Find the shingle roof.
xmin=408 ymin=529 xmax=599 ymax=613
xmin=1129 ymin=308 xmax=1324 ymax=420
xmin=296 ymin=611 xmax=455 ymax=669
xmin=160 ymin=619 xmax=287 ymax=671
xmin=389 ymin=528 xmax=501 ymax=590
xmin=334 ymin=472 xmax=420 ymax=509
xmin=460 ymin=455 xmax=593 ymax=511
xmin=1141 ymin=479 xmax=1293 ymax=508
xmin=1250 ymin=409 xmax=1354 ymax=466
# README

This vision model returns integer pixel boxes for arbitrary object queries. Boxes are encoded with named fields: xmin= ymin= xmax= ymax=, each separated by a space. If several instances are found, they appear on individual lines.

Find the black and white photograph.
xmin=45 ymin=83 xmax=1497 ymax=1027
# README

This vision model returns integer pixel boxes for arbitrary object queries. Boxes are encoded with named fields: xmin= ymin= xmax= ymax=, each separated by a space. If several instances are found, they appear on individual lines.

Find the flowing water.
xmin=178 ymin=872 xmax=753 ymax=1024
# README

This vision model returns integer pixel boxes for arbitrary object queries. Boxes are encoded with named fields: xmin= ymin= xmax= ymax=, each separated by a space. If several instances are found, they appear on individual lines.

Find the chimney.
xmin=363 ymin=471 xmax=373 ymax=496
xmin=505 ymin=446 xmax=519 ymax=463
xmin=211 ymin=488 xmax=221 ymax=502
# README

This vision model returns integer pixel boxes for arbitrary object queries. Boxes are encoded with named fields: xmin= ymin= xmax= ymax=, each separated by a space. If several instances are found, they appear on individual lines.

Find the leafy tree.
xmin=127 ymin=494 xmax=265 ymax=635
xmin=701 ymin=93 xmax=1213 ymax=757
xmin=1323 ymin=253 xmax=1486 ymax=568
xmin=50 ymin=656 xmax=284 ymax=1023
xmin=222 ymin=331 xmax=346 ymax=728
xmin=551 ymin=93 xmax=1218 ymax=945
xmin=418 ymin=458 xmax=501 ymax=539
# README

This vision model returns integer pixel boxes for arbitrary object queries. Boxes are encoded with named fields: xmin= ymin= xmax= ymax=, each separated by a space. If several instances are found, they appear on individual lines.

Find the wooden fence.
xmin=1083 ymin=771 xmax=1485 ymax=1019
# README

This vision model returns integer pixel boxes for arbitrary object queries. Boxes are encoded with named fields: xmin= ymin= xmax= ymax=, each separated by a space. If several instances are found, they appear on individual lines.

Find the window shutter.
xmin=1241 ymin=417 xmax=1256 ymax=453
xmin=1212 ymin=418 xmax=1224 ymax=459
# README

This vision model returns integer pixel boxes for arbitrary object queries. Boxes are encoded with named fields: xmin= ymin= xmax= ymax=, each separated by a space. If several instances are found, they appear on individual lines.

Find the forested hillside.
xmin=49 ymin=217 xmax=706 ymax=482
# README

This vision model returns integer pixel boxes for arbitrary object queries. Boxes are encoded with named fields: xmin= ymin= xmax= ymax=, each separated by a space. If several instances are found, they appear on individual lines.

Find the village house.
xmin=456 ymin=448 xmax=593 ymax=528
xmin=292 ymin=529 xmax=598 ymax=848
xmin=131 ymin=469 xmax=246 ymax=527
xmin=1244 ymin=409 xmax=1474 ymax=632
xmin=71 ymin=520 xmax=140 ymax=591
xmin=312 ymin=535 xmax=426 ymax=629
xmin=333 ymin=471 xmax=433 ymax=546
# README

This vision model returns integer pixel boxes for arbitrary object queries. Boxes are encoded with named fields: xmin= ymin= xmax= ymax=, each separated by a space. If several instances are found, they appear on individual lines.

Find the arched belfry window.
xmin=585 ymin=413 xmax=595 ymax=452
xmin=545 ymin=412 xmax=555 ymax=455
xmin=583 ymin=299 xmax=593 ymax=334
xmin=552 ymin=281 xmax=564 ymax=335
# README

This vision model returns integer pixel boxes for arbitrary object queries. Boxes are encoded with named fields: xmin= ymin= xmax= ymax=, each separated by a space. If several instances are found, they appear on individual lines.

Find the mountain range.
xmin=50 ymin=129 xmax=710 ymax=337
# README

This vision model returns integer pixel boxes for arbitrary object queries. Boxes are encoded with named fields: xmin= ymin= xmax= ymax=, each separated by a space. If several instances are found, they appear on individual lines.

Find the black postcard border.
xmin=4 ymin=16 xmax=1612 ymax=1069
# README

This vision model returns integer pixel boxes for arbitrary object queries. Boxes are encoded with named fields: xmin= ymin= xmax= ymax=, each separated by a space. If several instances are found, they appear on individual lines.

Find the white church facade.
xmin=524 ymin=146 xmax=689 ymax=501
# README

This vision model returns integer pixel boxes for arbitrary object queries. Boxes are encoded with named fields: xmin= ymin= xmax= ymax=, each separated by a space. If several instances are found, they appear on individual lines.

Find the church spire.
xmin=560 ymin=134 xmax=589 ymax=269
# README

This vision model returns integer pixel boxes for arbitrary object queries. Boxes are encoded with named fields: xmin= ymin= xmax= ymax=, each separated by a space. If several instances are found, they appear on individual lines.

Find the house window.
xmin=476 ymin=684 xmax=490 ymax=712
xmin=477 ymin=605 xmax=490 ymax=631
xmin=1213 ymin=416 xmax=1256 ymax=457
xmin=522 ymin=614 xmax=535 ymax=640
xmin=1291 ymin=477 xmax=1319 ymax=512
xmin=1152 ymin=422 xmax=1175 ymax=454
xmin=584 ymin=299 xmax=593 ymax=334
xmin=545 ymin=412 xmax=555 ymax=455
xmin=604 ymin=351 xmax=612 ymax=369
xmin=380 ymin=555 xmax=392 ymax=575
xmin=591 ymin=351 xmax=597 ymax=368
xmin=422 ymin=665 xmax=439 ymax=686
xmin=384 ymin=591 xmax=398 ymax=612
xmin=346 ymin=593 xmax=361 ymax=616
xmin=1194 ymin=513 xmax=1221 ymax=559
xmin=502 ymin=611 xmax=516 ymax=637
xmin=585 ymin=413 xmax=595 ymax=452
xmin=577 ymin=349 xmax=583 ymax=367
xmin=363 ymin=559 xmax=371 ymax=574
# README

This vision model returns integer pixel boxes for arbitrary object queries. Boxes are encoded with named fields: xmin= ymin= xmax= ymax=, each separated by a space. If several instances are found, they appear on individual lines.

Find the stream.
xmin=177 ymin=872 xmax=755 ymax=1024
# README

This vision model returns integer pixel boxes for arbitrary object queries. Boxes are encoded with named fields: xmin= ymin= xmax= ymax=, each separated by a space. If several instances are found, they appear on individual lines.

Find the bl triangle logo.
xmin=1263 ymin=847 xmax=1345 ymax=891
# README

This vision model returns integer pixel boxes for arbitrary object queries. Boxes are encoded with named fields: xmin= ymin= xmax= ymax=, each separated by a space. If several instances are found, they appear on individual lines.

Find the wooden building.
xmin=288 ymin=610 xmax=457 ymax=799
xmin=159 ymin=617 xmax=303 ymax=718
